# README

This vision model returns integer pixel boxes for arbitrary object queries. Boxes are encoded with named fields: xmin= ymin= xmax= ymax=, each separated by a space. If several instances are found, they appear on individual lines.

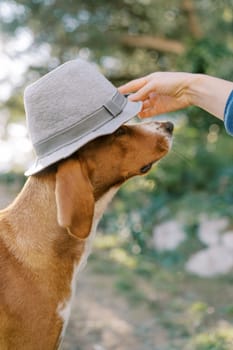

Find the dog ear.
xmin=55 ymin=159 xmax=95 ymax=239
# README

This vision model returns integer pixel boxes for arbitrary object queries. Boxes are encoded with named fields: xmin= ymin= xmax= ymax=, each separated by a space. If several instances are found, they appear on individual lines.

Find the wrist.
xmin=184 ymin=74 xmax=233 ymax=120
xmin=185 ymin=73 xmax=205 ymax=107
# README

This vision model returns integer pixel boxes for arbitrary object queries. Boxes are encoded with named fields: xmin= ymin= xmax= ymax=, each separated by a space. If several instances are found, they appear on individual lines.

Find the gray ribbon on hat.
xmin=34 ymin=91 xmax=127 ymax=158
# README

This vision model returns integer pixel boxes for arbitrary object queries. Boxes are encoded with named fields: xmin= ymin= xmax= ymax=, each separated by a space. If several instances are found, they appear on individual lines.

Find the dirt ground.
xmin=62 ymin=266 xmax=168 ymax=350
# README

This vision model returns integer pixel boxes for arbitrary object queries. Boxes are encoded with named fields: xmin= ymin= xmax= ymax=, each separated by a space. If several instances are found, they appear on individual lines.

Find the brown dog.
xmin=0 ymin=121 xmax=173 ymax=349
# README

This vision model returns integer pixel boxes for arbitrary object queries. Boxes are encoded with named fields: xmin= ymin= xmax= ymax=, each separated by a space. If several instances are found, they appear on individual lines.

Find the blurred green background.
xmin=1 ymin=1 xmax=233 ymax=349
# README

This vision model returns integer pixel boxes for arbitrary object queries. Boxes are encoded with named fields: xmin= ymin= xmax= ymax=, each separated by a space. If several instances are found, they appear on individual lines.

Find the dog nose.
xmin=163 ymin=121 xmax=174 ymax=134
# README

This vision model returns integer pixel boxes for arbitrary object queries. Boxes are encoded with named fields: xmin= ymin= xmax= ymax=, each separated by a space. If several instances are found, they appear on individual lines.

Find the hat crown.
xmin=24 ymin=59 xmax=142 ymax=176
xmin=24 ymin=59 xmax=116 ymax=145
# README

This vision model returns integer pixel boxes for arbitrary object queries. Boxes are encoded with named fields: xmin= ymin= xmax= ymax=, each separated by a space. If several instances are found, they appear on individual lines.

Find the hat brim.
xmin=25 ymin=99 xmax=142 ymax=176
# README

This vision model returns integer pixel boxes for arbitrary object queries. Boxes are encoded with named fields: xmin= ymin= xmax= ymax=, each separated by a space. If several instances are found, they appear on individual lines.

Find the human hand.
xmin=119 ymin=72 xmax=194 ymax=118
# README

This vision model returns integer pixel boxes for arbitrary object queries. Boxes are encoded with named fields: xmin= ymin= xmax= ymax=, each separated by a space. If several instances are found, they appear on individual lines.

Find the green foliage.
xmin=1 ymin=3 xmax=233 ymax=348
xmin=189 ymin=329 xmax=233 ymax=350
xmin=1 ymin=0 xmax=233 ymax=269
xmin=1 ymin=0 xmax=233 ymax=85
xmin=0 ymin=172 xmax=25 ymax=186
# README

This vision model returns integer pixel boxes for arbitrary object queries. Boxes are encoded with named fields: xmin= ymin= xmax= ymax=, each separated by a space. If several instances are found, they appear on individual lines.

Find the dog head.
xmin=55 ymin=121 xmax=173 ymax=239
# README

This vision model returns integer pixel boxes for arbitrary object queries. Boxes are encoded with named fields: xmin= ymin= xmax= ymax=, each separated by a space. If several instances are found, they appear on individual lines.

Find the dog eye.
xmin=114 ymin=126 xmax=127 ymax=137
xmin=140 ymin=163 xmax=152 ymax=174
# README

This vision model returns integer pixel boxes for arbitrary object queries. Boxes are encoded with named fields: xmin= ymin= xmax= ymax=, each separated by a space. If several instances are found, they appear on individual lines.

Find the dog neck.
xmin=2 ymin=173 xmax=119 ymax=271
xmin=2 ymin=174 xmax=67 ymax=270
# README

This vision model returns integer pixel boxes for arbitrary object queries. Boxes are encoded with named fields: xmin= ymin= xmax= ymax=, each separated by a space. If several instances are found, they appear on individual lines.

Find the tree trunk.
xmin=182 ymin=0 xmax=203 ymax=39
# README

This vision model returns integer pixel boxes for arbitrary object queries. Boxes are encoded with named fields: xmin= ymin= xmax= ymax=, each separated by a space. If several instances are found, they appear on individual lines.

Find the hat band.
xmin=34 ymin=91 xmax=127 ymax=158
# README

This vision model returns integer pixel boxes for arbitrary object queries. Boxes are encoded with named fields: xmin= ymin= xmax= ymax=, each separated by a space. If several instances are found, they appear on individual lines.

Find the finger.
xmin=118 ymin=77 xmax=147 ymax=94
xmin=138 ymin=108 xmax=157 ymax=119
xmin=138 ymin=110 xmax=152 ymax=119
xmin=141 ymin=98 xmax=151 ymax=109
xmin=138 ymin=97 xmax=165 ymax=118
xmin=137 ymin=97 xmax=159 ymax=118
xmin=130 ymin=81 xmax=157 ymax=101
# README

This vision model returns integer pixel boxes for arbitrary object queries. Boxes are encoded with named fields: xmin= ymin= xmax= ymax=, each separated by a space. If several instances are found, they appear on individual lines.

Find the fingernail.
xmin=128 ymin=94 xmax=137 ymax=101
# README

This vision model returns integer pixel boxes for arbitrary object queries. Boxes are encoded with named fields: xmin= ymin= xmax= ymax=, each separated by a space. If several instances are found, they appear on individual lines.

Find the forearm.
xmin=186 ymin=74 xmax=233 ymax=120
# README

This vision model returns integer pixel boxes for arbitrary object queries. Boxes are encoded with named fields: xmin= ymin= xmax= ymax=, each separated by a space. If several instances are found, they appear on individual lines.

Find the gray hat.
xmin=24 ymin=59 xmax=142 ymax=176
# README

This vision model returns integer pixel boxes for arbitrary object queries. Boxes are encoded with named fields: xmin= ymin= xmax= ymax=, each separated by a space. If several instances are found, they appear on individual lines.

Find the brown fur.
xmin=0 ymin=121 xmax=172 ymax=349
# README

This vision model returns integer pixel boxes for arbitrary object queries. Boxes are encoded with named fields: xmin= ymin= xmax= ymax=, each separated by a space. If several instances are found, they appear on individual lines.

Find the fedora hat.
xmin=24 ymin=59 xmax=142 ymax=176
